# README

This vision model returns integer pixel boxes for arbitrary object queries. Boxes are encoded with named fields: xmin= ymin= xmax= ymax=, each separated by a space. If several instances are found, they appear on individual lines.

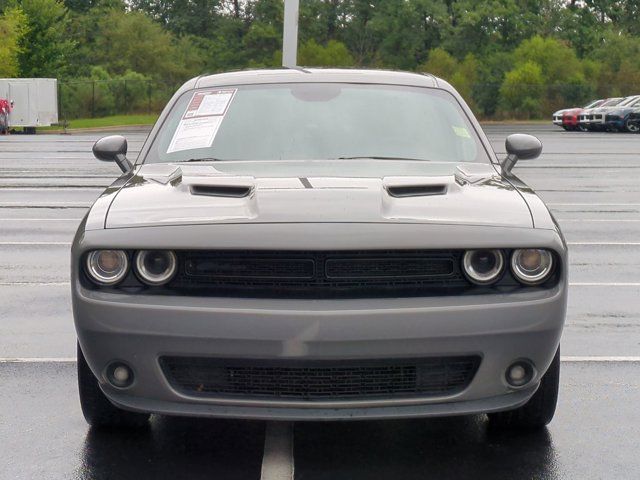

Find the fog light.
xmin=106 ymin=362 xmax=134 ymax=388
xmin=506 ymin=360 xmax=535 ymax=387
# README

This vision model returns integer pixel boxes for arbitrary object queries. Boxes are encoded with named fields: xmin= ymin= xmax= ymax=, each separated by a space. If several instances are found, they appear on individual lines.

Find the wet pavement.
xmin=2 ymin=361 xmax=639 ymax=479
xmin=1 ymin=124 xmax=639 ymax=478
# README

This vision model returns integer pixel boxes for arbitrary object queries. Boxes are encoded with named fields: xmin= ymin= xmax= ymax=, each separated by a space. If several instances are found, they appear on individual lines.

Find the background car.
xmin=588 ymin=96 xmax=640 ymax=131
xmin=555 ymin=99 xmax=603 ymax=131
xmin=579 ymin=97 xmax=623 ymax=130
xmin=604 ymin=96 xmax=640 ymax=131
xmin=625 ymin=108 xmax=640 ymax=132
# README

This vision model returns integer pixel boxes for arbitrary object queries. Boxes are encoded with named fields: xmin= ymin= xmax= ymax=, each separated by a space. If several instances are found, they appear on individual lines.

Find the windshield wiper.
xmin=335 ymin=155 xmax=431 ymax=162
xmin=179 ymin=157 xmax=227 ymax=163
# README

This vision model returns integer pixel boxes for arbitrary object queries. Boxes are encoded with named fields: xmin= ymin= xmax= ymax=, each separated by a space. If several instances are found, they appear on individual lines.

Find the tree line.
xmin=2 ymin=0 xmax=640 ymax=119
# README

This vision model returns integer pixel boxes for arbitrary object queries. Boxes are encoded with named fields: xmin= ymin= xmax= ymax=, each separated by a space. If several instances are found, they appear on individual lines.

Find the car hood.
xmin=607 ymin=107 xmax=633 ymax=116
xmin=104 ymin=161 xmax=533 ymax=229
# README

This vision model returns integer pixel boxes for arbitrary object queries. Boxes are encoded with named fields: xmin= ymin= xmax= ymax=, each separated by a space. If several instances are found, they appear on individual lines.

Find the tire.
xmin=578 ymin=124 xmax=588 ymax=132
xmin=625 ymin=119 xmax=640 ymax=133
xmin=561 ymin=125 xmax=569 ymax=131
xmin=77 ymin=343 xmax=150 ymax=429
xmin=488 ymin=347 xmax=560 ymax=430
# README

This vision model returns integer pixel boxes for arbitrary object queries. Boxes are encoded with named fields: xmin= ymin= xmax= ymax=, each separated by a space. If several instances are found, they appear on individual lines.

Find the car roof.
xmin=194 ymin=68 xmax=442 ymax=90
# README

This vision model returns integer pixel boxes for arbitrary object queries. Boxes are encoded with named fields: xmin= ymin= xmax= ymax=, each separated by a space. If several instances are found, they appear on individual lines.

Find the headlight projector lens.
xmin=135 ymin=250 xmax=177 ymax=285
xmin=86 ymin=250 xmax=129 ymax=285
xmin=462 ymin=250 xmax=505 ymax=285
xmin=511 ymin=249 xmax=554 ymax=285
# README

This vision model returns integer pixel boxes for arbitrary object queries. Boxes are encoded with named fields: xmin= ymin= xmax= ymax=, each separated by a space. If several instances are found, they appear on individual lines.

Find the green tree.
xmin=14 ymin=0 xmax=75 ymax=78
xmin=499 ymin=61 xmax=545 ymax=118
xmin=0 ymin=6 xmax=28 ymax=77
xmin=419 ymin=48 xmax=479 ymax=108
xmin=442 ymin=0 xmax=547 ymax=57
xmin=297 ymin=39 xmax=354 ymax=66
xmin=93 ymin=9 xmax=180 ymax=80
xmin=419 ymin=47 xmax=457 ymax=79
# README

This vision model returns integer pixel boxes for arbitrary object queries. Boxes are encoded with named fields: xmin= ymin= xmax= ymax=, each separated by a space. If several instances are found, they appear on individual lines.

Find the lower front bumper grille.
xmin=160 ymin=356 xmax=481 ymax=401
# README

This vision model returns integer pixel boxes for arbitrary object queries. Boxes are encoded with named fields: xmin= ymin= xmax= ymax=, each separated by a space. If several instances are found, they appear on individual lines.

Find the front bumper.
xmin=74 ymin=283 xmax=566 ymax=420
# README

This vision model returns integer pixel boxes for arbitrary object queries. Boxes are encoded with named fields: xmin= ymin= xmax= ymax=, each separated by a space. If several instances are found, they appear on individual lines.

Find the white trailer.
xmin=0 ymin=78 xmax=58 ymax=133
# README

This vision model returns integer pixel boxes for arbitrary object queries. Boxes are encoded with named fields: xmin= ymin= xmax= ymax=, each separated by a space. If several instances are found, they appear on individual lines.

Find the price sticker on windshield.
xmin=168 ymin=89 xmax=237 ymax=153
xmin=452 ymin=125 xmax=471 ymax=139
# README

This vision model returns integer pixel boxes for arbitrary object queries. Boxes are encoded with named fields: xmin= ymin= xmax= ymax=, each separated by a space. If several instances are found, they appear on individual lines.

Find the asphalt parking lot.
xmin=1 ymin=124 xmax=639 ymax=479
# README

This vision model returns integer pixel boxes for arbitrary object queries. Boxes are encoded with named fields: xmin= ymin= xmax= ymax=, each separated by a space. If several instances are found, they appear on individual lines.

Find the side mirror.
xmin=501 ymin=134 xmax=542 ymax=174
xmin=93 ymin=135 xmax=132 ymax=173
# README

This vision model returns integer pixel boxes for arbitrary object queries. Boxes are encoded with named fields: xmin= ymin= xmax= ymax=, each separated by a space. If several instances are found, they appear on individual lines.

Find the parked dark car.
xmin=625 ymin=108 xmax=640 ymax=133
xmin=604 ymin=96 xmax=640 ymax=132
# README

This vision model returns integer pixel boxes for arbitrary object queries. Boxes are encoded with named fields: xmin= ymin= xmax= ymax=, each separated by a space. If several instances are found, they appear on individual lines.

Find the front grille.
xmin=169 ymin=250 xmax=468 ymax=298
xmin=160 ymin=356 xmax=481 ymax=401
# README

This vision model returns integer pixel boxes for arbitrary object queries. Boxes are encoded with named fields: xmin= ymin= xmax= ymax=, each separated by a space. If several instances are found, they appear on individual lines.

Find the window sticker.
xmin=167 ymin=89 xmax=236 ymax=153
xmin=452 ymin=125 xmax=471 ymax=139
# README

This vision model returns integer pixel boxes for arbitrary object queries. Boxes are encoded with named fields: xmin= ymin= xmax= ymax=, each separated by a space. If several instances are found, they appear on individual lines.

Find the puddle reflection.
xmin=295 ymin=415 xmax=558 ymax=480
xmin=77 ymin=416 xmax=264 ymax=480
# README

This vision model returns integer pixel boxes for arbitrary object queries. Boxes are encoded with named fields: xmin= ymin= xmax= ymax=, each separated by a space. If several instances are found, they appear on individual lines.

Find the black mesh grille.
xmin=160 ymin=356 xmax=481 ymax=401
xmin=169 ymin=250 xmax=467 ymax=298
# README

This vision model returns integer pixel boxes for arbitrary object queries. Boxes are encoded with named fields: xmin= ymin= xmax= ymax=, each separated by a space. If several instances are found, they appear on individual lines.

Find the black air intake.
xmin=385 ymin=184 xmax=447 ymax=198
xmin=189 ymin=184 xmax=253 ymax=198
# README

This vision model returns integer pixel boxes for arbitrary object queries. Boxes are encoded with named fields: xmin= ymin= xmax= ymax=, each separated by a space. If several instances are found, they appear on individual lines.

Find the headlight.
xmin=511 ymin=249 xmax=554 ymax=285
xmin=134 ymin=250 xmax=177 ymax=285
xmin=86 ymin=250 xmax=129 ymax=285
xmin=462 ymin=250 xmax=504 ymax=285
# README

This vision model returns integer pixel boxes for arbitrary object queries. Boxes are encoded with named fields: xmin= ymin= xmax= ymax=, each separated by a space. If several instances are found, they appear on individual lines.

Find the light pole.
xmin=282 ymin=0 xmax=299 ymax=67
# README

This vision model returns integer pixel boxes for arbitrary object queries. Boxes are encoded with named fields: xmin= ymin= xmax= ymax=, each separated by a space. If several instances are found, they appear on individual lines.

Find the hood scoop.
xmin=190 ymin=184 xmax=253 ymax=198
xmin=186 ymin=176 xmax=255 ymax=198
xmin=385 ymin=184 xmax=447 ymax=198
xmin=383 ymin=177 xmax=448 ymax=198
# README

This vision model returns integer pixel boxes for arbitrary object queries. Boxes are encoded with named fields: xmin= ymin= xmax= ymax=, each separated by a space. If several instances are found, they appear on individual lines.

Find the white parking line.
xmin=558 ymin=219 xmax=640 ymax=222
xmin=0 ymin=218 xmax=81 ymax=221
xmin=1 ymin=241 xmax=639 ymax=247
xmin=260 ymin=422 xmax=294 ymax=480
xmin=567 ymin=242 xmax=640 ymax=246
xmin=549 ymin=203 xmax=640 ymax=207
xmin=1 ymin=357 xmax=638 ymax=363
xmin=0 ymin=242 xmax=71 ymax=245
xmin=0 ymin=203 xmax=89 ymax=207
xmin=0 ymin=358 xmax=77 ymax=363
xmin=0 ymin=282 xmax=639 ymax=287
xmin=562 ymin=356 xmax=640 ymax=362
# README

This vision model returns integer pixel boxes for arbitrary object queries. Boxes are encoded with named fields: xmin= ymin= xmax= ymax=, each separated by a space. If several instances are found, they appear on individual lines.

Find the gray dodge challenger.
xmin=72 ymin=68 xmax=566 ymax=430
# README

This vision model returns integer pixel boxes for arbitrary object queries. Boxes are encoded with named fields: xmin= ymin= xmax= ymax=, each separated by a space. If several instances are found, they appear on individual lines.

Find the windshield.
xmin=144 ymin=83 xmax=489 ymax=164
xmin=584 ymin=99 xmax=603 ymax=108
xmin=602 ymin=98 xmax=623 ymax=107
xmin=618 ymin=96 xmax=639 ymax=106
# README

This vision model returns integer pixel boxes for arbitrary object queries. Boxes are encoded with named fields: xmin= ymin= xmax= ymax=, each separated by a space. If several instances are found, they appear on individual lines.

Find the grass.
xmin=39 ymin=114 xmax=158 ymax=131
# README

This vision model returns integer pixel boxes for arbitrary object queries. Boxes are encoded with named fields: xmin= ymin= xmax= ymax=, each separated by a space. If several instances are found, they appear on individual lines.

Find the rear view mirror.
xmin=93 ymin=135 xmax=132 ymax=173
xmin=501 ymin=134 xmax=542 ymax=174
